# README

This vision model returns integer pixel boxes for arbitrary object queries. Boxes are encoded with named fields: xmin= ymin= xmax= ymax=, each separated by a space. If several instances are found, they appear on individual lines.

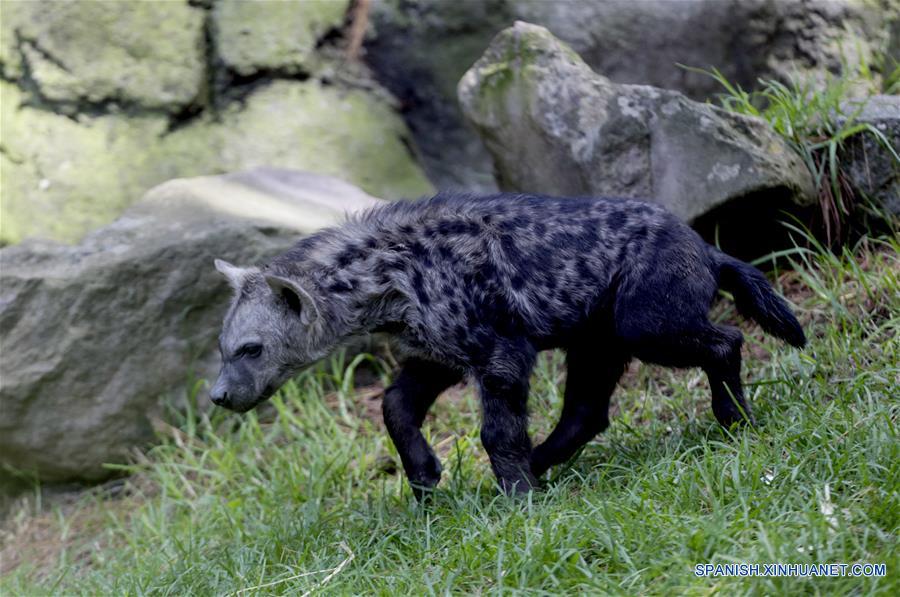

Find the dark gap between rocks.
xmin=691 ymin=186 xmax=816 ymax=264
xmin=220 ymin=68 xmax=312 ymax=107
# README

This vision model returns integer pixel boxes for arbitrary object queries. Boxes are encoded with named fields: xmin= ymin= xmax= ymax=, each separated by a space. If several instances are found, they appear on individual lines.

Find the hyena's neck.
xmin=314 ymin=262 xmax=408 ymax=342
xmin=275 ymin=223 xmax=411 ymax=348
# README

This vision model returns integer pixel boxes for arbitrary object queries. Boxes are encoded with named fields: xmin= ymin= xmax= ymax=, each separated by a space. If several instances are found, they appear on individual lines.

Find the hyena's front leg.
xmin=476 ymin=343 xmax=539 ymax=495
xmin=383 ymin=358 xmax=462 ymax=499
xmin=530 ymin=344 xmax=629 ymax=478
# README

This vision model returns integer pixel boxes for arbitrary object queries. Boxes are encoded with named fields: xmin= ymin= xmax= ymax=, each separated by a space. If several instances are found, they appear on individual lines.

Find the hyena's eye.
xmin=236 ymin=343 xmax=263 ymax=359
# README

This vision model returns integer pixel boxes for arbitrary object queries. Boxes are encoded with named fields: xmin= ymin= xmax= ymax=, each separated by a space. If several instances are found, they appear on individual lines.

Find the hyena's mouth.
xmin=230 ymin=386 xmax=278 ymax=413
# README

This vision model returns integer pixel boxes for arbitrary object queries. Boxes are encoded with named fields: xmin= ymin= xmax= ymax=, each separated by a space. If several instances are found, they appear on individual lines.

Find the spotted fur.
xmin=211 ymin=192 xmax=805 ymax=496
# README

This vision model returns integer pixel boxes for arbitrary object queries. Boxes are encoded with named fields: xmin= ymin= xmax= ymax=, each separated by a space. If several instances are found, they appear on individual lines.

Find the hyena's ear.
xmin=214 ymin=259 xmax=257 ymax=291
xmin=264 ymin=274 xmax=320 ymax=325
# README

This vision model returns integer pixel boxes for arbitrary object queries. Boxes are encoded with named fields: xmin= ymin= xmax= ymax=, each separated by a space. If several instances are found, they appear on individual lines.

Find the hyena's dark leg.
xmin=623 ymin=318 xmax=753 ymax=428
xmin=701 ymin=325 xmax=752 ymax=428
xmin=383 ymin=358 xmax=462 ymax=499
xmin=662 ymin=324 xmax=751 ymax=428
xmin=530 ymin=345 xmax=629 ymax=478
xmin=476 ymin=341 xmax=538 ymax=495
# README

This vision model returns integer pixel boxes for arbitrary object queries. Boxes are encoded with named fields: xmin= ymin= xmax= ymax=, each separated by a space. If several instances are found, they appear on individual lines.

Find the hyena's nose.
xmin=210 ymin=388 xmax=230 ymax=408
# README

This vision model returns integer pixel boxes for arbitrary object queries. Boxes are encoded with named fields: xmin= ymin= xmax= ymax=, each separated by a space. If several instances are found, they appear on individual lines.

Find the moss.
xmin=1 ymin=0 xmax=205 ymax=110
xmin=194 ymin=80 xmax=434 ymax=200
xmin=0 ymin=6 xmax=23 ymax=79
xmin=1 ymin=79 xmax=432 ymax=245
xmin=478 ymin=24 xmax=583 ymax=93
xmin=214 ymin=0 xmax=350 ymax=75
xmin=0 ymin=81 xmax=186 ymax=244
xmin=464 ymin=23 xmax=584 ymax=125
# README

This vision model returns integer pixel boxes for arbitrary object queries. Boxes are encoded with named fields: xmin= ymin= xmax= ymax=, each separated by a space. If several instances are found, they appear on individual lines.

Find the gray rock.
xmin=0 ymin=169 xmax=383 ymax=482
xmin=511 ymin=0 xmax=892 ymax=100
xmin=841 ymin=95 xmax=900 ymax=216
xmin=366 ymin=0 xmax=894 ymax=192
xmin=458 ymin=22 xmax=816 ymax=223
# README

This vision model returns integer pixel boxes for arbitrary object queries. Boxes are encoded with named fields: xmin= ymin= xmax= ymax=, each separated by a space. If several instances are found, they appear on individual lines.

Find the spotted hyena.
xmin=210 ymin=192 xmax=805 ymax=496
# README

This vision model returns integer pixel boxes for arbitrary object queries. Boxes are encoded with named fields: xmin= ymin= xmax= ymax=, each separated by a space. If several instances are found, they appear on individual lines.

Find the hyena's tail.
xmin=712 ymin=250 xmax=806 ymax=348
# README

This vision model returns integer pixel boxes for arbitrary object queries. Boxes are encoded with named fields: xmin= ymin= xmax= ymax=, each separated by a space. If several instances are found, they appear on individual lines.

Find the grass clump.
xmin=690 ymin=66 xmax=899 ymax=245
xmin=1 ymin=227 xmax=898 ymax=594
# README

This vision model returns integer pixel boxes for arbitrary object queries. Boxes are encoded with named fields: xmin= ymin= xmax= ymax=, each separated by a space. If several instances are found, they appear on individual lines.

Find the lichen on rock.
xmin=0 ymin=0 xmax=433 ymax=246
xmin=1 ymin=78 xmax=433 ymax=245
xmin=211 ymin=80 xmax=434 ymax=201
xmin=0 ymin=0 xmax=206 ymax=111
xmin=1 ymin=81 xmax=179 ymax=244
xmin=213 ymin=0 xmax=350 ymax=76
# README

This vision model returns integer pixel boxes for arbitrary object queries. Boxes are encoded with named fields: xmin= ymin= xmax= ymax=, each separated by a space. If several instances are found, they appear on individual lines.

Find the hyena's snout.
xmin=209 ymin=377 xmax=232 ymax=409
xmin=209 ymin=370 xmax=267 ymax=413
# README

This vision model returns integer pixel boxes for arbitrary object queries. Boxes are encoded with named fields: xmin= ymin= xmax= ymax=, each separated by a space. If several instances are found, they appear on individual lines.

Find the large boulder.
xmin=0 ymin=169 xmax=383 ymax=483
xmin=842 ymin=95 xmax=900 ymax=216
xmin=366 ymin=0 xmax=895 ymax=191
xmin=458 ymin=22 xmax=816 ymax=224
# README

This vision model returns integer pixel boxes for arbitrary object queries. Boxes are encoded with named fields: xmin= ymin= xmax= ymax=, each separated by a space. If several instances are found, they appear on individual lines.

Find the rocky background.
xmin=0 ymin=0 xmax=432 ymax=245
xmin=368 ymin=0 xmax=896 ymax=190
xmin=0 ymin=0 xmax=897 ymax=486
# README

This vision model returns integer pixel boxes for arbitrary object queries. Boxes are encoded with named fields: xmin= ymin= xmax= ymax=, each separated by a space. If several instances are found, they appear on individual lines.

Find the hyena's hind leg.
xmin=700 ymin=324 xmax=752 ymax=428
xmin=383 ymin=358 xmax=462 ymax=499
xmin=530 ymin=343 xmax=629 ymax=479
xmin=623 ymin=318 xmax=753 ymax=428
xmin=615 ymin=252 xmax=754 ymax=428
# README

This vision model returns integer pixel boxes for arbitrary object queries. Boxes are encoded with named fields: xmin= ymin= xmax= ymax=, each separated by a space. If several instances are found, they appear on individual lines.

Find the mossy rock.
xmin=0 ymin=0 xmax=205 ymax=110
xmin=1 ymin=79 xmax=433 ymax=245
xmin=458 ymin=22 xmax=816 ymax=224
xmin=203 ymin=80 xmax=434 ymax=201
xmin=0 ymin=82 xmax=183 ymax=244
xmin=214 ymin=0 xmax=350 ymax=75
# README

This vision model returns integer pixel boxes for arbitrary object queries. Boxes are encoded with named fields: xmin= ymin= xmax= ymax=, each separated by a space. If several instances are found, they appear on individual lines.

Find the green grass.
xmin=2 ymin=231 xmax=898 ymax=595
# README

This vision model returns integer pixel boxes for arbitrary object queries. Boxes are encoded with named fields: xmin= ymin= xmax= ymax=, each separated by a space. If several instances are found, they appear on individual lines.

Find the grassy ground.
xmin=1 ymin=231 xmax=898 ymax=595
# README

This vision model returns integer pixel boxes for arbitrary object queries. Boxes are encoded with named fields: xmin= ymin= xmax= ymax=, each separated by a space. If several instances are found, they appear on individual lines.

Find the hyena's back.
xmin=352 ymin=192 xmax=712 ymax=351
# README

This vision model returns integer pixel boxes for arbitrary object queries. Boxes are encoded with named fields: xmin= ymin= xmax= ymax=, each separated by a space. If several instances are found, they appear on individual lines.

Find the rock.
xmin=1 ymin=0 xmax=432 ymax=246
xmin=213 ymin=0 xmax=350 ymax=76
xmin=842 ymin=95 xmax=900 ymax=216
xmin=200 ymin=80 xmax=434 ymax=202
xmin=0 ymin=0 xmax=205 ymax=111
xmin=366 ymin=0 xmax=518 ymax=192
xmin=366 ymin=0 xmax=894 ymax=192
xmin=0 ymin=169 xmax=383 ymax=483
xmin=0 ymin=82 xmax=175 ymax=245
xmin=1 ymin=79 xmax=432 ymax=245
xmin=458 ymin=22 xmax=816 ymax=223
xmin=512 ymin=0 xmax=893 ymax=98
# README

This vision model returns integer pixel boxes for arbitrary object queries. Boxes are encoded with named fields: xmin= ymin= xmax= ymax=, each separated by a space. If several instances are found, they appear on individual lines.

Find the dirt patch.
xmin=0 ymin=476 xmax=152 ymax=582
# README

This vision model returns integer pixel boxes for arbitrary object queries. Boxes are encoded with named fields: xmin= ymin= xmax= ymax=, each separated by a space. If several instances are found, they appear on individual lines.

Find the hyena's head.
xmin=209 ymin=259 xmax=324 ymax=413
